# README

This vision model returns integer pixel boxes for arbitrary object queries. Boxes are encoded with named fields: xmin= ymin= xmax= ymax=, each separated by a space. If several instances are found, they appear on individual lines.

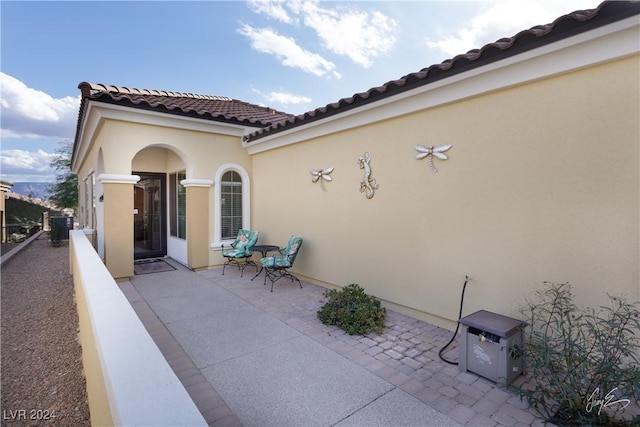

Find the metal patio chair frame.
xmin=260 ymin=235 xmax=303 ymax=292
xmin=221 ymin=228 xmax=259 ymax=277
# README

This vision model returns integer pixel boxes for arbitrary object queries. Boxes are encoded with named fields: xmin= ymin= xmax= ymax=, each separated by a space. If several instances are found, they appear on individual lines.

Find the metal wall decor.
xmin=415 ymin=144 xmax=452 ymax=172
xmin=310 ymin=167 xmax=334 ymax=190
xmin=358 ymin=152 xmax=379 ymax=199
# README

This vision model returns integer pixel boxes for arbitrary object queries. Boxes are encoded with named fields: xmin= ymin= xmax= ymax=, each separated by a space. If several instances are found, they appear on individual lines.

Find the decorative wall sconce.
xmin=358 ymin=152 xmax=378 ymax=199
xmin=415 ymin=144 xmax=452 ymax=172
xmin=310 ymin=167 xmax=334 ymax=190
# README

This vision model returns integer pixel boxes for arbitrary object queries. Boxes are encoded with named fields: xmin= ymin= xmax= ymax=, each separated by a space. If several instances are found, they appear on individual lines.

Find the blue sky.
xmin=1 ymin=0 xmax=599 ymax=183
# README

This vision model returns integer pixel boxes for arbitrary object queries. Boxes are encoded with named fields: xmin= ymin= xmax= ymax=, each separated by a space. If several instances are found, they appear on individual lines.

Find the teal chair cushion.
xmin=260 ymin=236 xmax=302 ymax=269
xmin=223 ymin=248 xmax=247 ymax=258
xmin=261 ymin=256 xmax=291 ymax=268
xmin=283 ymin=236 xmax=302 ymax=264
xmin=223 ymin=229 xmax=258 ymax=258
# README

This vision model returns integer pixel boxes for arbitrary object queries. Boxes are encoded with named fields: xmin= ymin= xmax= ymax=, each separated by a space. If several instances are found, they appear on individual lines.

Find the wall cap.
xmin=181 ymin=178 xmax=214 ymax=188
xmin=98 ymin=174 xmax=140 ymax=184
xmin=69 ymin=230 xmax=206 ymax=426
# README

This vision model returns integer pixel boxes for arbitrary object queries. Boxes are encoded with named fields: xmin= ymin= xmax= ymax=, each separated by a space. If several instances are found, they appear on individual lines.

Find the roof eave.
xmin=246 ymin=0 xmax=640 ymax=143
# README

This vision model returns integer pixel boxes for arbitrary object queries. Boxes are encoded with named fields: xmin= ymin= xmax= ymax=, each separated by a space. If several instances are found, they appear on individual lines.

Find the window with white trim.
xmin=83 ymin=173 xmax=95 ymax=228
xmin=220 ymin=170 xmax=242 ymax=240
xmin=170 ymin=171 xmax=186 ymax=239
xmin=214 ymin=164 xmax=250 ymax=246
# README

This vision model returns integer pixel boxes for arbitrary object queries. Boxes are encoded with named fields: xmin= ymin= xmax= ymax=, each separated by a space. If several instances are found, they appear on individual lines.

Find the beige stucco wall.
xmin=92 ymin=120 xmax=249 ymax=180
xmin=103 ymin=182 xmax=135 ymax=278
xmin=185 ymin=185 xmax=210 ymax=270
xmin=251 ymin=56 xmax=639 ymax=328
xmin=75 ymin=119 xmax=251 ymax=274
xmin=70 ymin=234 xmax=114 ymax=425
xmin=72 ymin=43 xmax=638 ymax=327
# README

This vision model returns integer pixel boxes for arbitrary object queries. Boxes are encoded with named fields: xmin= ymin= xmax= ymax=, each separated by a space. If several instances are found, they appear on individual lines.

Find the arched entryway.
xmin=132 ymin=146 xmax=188 ymax=263
xmin=133 ymin=172 xmax=167 ymax=259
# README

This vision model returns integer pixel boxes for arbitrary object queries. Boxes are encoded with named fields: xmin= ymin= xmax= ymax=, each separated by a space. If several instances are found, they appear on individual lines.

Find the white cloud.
xmin=237 ymin=24 xmax=337 ymax=77
xmin=247 ymin=0 xmax=296 ymax=24
xmin=244 ymin=0 xmax=397 ymax=69
xmin=265 ymin=91 xmax=311 ymax=106
xmin=0 ymin=149 xmax=56 ymax=181
xmin=251 ymin=87 xmax=312 ymax=113
xmin=0 ymin=73 xmax=80 ymax=139
xmin=426 ymin=0 xmax=600 ymax=57
xmin=299 ymin=1 xmax=397 ymax=68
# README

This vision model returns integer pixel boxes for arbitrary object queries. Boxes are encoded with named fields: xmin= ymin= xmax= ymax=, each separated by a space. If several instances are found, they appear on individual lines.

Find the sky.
xmin=1 ymin=0 xmax=601 ymax=183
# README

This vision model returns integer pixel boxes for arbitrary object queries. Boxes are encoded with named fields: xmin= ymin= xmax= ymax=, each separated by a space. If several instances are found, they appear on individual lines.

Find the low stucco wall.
xmin=69 ymin=230 xmax=206 ymax=426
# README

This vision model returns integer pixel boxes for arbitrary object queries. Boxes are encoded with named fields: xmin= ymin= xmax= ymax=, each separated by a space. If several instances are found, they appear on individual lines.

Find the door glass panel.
xmin=134 ymin=176 xmax=166 ymax=258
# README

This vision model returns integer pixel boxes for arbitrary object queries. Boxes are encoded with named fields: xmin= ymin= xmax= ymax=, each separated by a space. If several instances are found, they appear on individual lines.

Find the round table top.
xmin=251 ymin=244 xmax=280 ymax=251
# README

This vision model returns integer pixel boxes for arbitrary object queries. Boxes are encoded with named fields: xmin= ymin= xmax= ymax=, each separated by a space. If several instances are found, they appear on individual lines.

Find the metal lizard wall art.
xmin=358 ymin=152 xmax=379 ymax=199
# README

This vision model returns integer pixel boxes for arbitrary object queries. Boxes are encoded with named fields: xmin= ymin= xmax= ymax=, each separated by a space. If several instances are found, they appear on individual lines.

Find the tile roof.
xmin=74 ymin=82 xmax=294 ymax=143
xmin=246 ymin=0 xmax=639 ymax=142
xmin=73 ymin=83 xmax=295 ymax=166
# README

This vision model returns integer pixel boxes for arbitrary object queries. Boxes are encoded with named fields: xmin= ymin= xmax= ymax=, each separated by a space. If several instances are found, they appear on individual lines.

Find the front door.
xmin=133 ymin=173 xmax=167 ymax=259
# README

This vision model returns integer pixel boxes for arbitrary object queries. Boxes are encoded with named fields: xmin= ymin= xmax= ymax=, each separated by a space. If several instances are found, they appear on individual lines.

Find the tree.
xmin=48 ymin=140 xmax=78 ymax=212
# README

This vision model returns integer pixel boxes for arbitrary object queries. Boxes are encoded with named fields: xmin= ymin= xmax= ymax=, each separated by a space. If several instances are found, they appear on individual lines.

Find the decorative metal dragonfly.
xmin=310 ymin=167 xmax=334 ymax=190
xmin=414 ymin=144 xmax=452 ymax=172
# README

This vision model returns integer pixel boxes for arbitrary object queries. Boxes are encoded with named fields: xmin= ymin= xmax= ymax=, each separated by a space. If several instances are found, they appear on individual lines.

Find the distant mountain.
xmin=10 ymin=182 xmax=53 ymax=200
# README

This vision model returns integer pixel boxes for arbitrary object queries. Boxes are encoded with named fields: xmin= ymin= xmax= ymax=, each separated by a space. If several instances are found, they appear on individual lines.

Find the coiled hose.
xmin=438 ymin=275 xmax=470 ymax=365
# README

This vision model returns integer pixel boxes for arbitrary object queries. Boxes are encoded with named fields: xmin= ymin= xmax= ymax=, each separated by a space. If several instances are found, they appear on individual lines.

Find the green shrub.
xmin=49 ymin=221 xmax=62 ymax=246
xmin=513 ymin=282 xmax=640 ymax=426
xmin=317 ymin=284 xmax=386 ymax=335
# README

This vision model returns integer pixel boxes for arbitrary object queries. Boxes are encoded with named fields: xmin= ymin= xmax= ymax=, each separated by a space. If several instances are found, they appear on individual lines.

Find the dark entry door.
xmin=133 ymin=173 xmax=167 ymax=259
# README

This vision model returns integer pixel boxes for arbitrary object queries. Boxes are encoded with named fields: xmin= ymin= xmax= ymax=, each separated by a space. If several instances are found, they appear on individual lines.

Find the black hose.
xmin=438 ymin=275 xmax=470 ymax=365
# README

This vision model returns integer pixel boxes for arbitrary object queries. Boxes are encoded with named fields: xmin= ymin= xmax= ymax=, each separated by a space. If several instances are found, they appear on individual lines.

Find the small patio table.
xmin=250 ymin=245 xmax=280 ymax=281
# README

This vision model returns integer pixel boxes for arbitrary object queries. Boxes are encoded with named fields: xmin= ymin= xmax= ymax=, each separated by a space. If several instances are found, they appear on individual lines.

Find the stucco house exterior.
xmin=72 ymin=1 xmax=639 ymax=328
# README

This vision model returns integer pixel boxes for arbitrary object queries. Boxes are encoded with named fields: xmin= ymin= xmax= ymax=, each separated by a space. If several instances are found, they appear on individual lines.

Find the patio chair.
xmin=221 ymin=229 xmax=259 ymax=276
xmin=260 ymin=235 xmax=303 ymax=292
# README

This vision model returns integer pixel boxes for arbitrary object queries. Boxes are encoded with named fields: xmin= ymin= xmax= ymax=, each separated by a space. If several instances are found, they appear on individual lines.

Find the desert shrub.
xmin=317 ymin=284 xmax=386 ymax=335
xmin=512 ymin=282 xmax=640 ymax=426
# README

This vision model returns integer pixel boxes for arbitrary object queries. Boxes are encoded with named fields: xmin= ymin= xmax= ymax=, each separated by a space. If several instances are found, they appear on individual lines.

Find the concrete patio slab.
xmin=166 ymin=306 xmax=300 ymax=368
xmin=336 ymin=388 xmax=462 ymax=426
xmin=201 ymin=335 xmax=395 ymax=426
xmin=133 ymin=266 xmax=209 ymax=297
xmin=134 ymin=273 xmax=255 ymax=324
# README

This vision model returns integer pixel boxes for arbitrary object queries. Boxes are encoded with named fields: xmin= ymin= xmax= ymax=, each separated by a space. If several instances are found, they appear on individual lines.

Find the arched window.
xmin=220 ymin=170 xmax=243 ymax=240
xmin=214 ymin=164 xmax=250 ymax=246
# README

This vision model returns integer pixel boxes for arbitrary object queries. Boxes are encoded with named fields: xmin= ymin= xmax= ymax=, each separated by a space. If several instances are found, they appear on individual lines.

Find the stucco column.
xmin=98 ymin=174 xmax=140 ymax=279
xmin=181 ymin=179 xmax=213 ymax=270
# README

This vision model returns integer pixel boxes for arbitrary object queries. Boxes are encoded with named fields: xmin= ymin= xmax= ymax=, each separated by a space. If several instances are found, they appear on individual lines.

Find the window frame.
xmin=83 ymin=172 xmax=95 ymax=229
xmin=220 ymin=170 xmax=243 ymax=241
xmin=213 ymin=164 xmax=251 ymax=247
xmin=169 ymin=170 xmax=187 ymax=240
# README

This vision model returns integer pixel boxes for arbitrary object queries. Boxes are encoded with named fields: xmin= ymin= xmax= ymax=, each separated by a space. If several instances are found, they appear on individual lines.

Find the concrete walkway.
xmin=118 ymin=259 xmax=542 ymax=427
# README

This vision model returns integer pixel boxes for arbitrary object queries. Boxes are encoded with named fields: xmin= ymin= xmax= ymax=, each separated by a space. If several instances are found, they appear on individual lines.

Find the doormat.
xmin=134 ymin=259 xmax=177 ymax=275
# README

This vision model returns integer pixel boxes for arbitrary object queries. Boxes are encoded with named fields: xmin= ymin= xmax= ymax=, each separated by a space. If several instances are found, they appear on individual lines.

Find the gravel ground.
xmin=1 ymin=234 xmax=90 ymax=426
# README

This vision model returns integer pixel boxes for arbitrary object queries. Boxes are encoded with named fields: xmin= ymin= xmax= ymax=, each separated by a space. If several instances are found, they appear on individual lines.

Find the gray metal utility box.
xmin=458 ymin=310 xmax=525 ymax=385
xmin=49 ymin=216 xmax=73 ymax=241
